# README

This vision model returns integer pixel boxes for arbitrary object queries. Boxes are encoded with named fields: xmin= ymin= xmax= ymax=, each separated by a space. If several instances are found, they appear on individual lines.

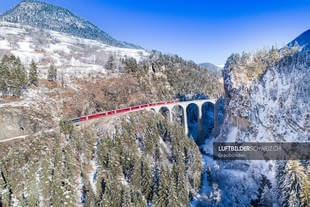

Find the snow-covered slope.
xmin=0 ymin=20 xmax=149 ymax=141
xmin=0 ymin=0 xmax=141 ymax=49
xmin=289 ymin=29 xmax=310 ymax=49
xmin=199 ymin=62 xmax=222 ymax=71
xmin=0 ymin=21 xmax=149 ymax=80
xmin=199 ymin=62 xmax=223 ymax=78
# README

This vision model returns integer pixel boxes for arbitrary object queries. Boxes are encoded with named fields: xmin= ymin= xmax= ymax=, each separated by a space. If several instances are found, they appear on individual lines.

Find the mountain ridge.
xmin=199 ymin=62 xmax=222 ymax=78
xmin=199 ymin=62 xmax=222 ymax=71
xmin=0 ymin=0 xmax=142 ymax=49
xmin=289 ymin=29 xmax=310 ymax=49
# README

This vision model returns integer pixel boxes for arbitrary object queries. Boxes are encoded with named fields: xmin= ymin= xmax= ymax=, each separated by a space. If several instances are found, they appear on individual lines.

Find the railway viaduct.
xmin=74 ymin=99 xmax=220 ymax=144
xmin=147 ymin=99 xmax=219 ymax=143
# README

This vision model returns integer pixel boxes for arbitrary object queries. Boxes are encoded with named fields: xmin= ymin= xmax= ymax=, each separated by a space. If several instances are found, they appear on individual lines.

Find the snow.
xmin=46 ymin=42 xmax=71 ymax=54
xmin=89 ymin=159 xmax=97 ymax=194
xmin=0 ymin=134 xmax=27 ymax=142
xmin=120 ymin=176 xmax=129 ymax=186
xmin=159 ymin=137 xmax=170 ymax=153
xmin=76 ymin=173 xmax=83 ymax=205
xmin=0 ymin=25 xmax=24 ymax=34
xmin=191 ymin=138 xmax=278 ymax=206
xmin=18 ymin=38 xmax=33 ymax=52
xmin=0 ymin=39 xmax=11 ymax=49
xmin=0 ymin=21 xmax=150 ymax=81
xmin=0 ymin=87 xmax=53 ymax=109
xmin=11 ymin=50 xmax=44 ymax=64
xmin=226 ymin=126 xmax=238 ymax=142
xmin=11 ymin=195 xmax=20 ymax=207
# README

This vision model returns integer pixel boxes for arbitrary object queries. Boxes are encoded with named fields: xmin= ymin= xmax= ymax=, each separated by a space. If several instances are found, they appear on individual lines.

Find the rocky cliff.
xmin=222 ymin=46 xmax=309 ymax=142
xmin=200 ymin=45 xmax=310 ymax=206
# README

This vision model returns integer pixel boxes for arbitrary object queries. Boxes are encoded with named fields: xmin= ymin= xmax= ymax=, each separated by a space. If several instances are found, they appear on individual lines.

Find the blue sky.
xmin=1 ymin=0 xmax=310 ymax=65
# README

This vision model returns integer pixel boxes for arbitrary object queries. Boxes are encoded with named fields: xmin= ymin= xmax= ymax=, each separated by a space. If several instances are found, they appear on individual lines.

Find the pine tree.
xmin=176 ymin=168 xmax=189 ymax=205
xmin=131 ymin=190 xmax=146 ymax=207
xmin=24 ymin=164 xmax=40 ymax=206
xmin=108 ymin=179 xmax=123 ymax=207
xmin=131 ymin=158 xmax=142 ymax=189
xmin=144 ymin=129 xmax=154 ymax=156
xmin=49 ymin=145 xmax=66 ymax=206
xmin=12 ymin=58 xmax=27 ymax=97
xmin=300 ymin=166 xmax=310 ymax=207
xmin=269 ymin=46 xmax=280 ymax=65
xmin=0 ymin=55 xmax=30 ymax=97
xmin=167 ymin=169 xmax=179 ymax=207
xmin=120 ymin=186 xmax=131 ymax=207
xmin=260 ymin=185 xmax=273 ymax=206
xmin=123 ymin=57 xmax=138 ymax=73
xmin=105 ymin=55 xmax=114 ymax=71
xmin=241 ymin=51 xmax=250 ymax=65
xmin=0 ymin=167 xmax=13 ymax=206
xmin=111 ymin=132 xmax=122 ymax=177
xmin=59 ymin=118 xmax=73 ymax=139
xmin=276 ymin=161 xmax=287 ymax=204
xmin=141 ymin=159 xmax=152 ymax=201
xmin=48 ymin=63 xmax=57 ymax=81
xmin=154 ymin=168 xmax=169 ymax=207
xmin=289 ymin=191 xmax=300 ymax=207
xmin=39 ymin=157 xmax=53 ymax=206
xmin=98 ymin=177 xmax=122 ymax=207
xmin=16 ymin=58 xmax=27 ymax=87
xmin=283 ymin=160 xmax=305 ymax=207
xmin=29 ymin=60 xmax=38 ymax=86
xmin=0 ymin=57 xmax=9 ymax=96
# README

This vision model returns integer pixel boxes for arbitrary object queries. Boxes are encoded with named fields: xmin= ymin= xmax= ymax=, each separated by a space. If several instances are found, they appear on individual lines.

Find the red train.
xmin=72 ymin=100 xmax=180 ymax=123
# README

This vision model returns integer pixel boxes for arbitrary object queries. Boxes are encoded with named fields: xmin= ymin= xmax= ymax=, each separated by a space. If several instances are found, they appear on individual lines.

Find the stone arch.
xmin=159 ymin=106 xmax=171 ymax=122
xmin=197 ymin=102 xmax=215 ymax=144
xmin=201 ymin=102 xmax=215 ymax=122
xmin=186 ymin=103 xmax=199 ymax=139
xmin=172 ymin=105 xmax=185 ymax=127
xmin=213 ymin=98 xmax=224 ymax=138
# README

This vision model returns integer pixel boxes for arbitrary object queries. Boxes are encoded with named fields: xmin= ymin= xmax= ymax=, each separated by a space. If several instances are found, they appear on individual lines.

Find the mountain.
xmin=0 ymin=0 xmax=142 ymax=49
xmin=289 ymin=29 xmax=310 ymax=49
xmin=199 ymin=62 xmax=222 ymax=78
xmin=0 ymin=21 xmax=149 ymax=80
xmin=199 ymin=62 xmax=222 ymax=71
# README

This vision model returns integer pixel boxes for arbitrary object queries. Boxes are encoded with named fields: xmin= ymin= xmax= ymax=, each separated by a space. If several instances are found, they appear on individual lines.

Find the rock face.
xmin=0 ymin=0 xmax=141 ymax=49
xmin=0 ymin=106 xmax=54 ymax=140
xmin=205 ymin=45 xmax=310 ymax=206
xmin=222 ymin=47 xmax=310 ymax=142
xmin=0 ymin=108 xmax=33 ymax=139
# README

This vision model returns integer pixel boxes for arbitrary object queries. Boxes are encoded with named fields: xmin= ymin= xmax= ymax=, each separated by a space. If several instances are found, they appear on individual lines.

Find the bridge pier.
xmin=167 ymin=105 xmax=173 ymax=123
xmin=196 ymin=103 xmax=204 ymax=145
xmin=214 ymin=102 xmax=219 ymax=138
xmin=184 ymin=110 xmax=188 ymax=135
xmin=149 ymin=99 xmax=218 ymax=140
xmin=179 ymin=103 xmax=188 ymax=135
